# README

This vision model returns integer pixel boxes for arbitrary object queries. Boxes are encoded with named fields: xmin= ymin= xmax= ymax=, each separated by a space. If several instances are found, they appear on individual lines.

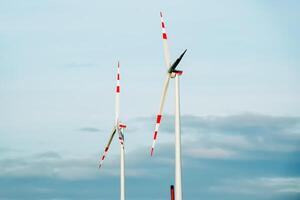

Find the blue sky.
xmin=0 ymin=0 xmax=300 ymax=199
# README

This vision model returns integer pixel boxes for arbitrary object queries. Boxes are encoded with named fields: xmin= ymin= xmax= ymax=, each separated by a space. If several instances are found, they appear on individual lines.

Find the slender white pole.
xmin=120 ymin=144 xmax=125 ymax=200
xmin=175 ymin=74 xmax=182 ymax=200
xmin=117 ymin=91 xmax=125 ymax=200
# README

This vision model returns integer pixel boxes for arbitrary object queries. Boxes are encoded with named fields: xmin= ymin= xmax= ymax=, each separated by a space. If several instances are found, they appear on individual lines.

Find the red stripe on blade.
xmin=156 ymin=115 xmax=162 ymax=123
xmin=154 ymin=131 xmax=158 ymax=139
xmin=162 ymin=33 xmax=167 ymax=39
xmin=116 ymin=86 xmax=120 ymax=93
xmin=162 ymin=22 xmax=165 ymax=28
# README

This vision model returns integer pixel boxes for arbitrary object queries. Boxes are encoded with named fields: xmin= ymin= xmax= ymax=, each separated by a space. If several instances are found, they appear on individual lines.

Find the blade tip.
xmin=150 ymin=148 xmax=154 ymax=156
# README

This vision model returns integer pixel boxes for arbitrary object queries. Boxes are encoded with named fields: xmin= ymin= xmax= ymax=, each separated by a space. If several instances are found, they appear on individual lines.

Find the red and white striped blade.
xmin=115 ymin=62 xmax=121 ymax=125
xmin=116 ymin=61 xmax=121 ymax=94
xmin=151 ymin=73 xmax=171 ymax=156
xmin=160 ymin=11 xmax=171 ymax=69
xmin=99 ymin=126 xmax=117 ymax=168
xmin=118 ymin=128 xmax=125 ymax=149
xmin=118 ymin=122 xmax=126 ymax=148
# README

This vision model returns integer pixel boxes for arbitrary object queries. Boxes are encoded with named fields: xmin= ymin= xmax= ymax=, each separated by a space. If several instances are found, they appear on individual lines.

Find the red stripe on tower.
xmin=170 ymin=185 xmax=175 ymax=200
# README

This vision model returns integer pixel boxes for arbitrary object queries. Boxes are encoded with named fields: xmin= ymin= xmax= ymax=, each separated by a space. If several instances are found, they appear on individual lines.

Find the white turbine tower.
xmin=99 ymin=62 xmax=127 ymax=200
xmin=150 ymin=12 xmax=187 ymax=200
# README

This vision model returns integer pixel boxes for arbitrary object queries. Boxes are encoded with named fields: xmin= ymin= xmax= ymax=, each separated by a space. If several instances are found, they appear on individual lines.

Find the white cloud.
xmin=0 ymin=151 xmax=146 ymax=180
xmin=210 ymin=177 xmax=300 ymax=195
xmin=185 ymin=147 xmax=237 ymax=159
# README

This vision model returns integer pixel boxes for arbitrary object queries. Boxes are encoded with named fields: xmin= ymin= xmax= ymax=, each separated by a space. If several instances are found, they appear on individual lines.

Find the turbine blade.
xmin=118 ymin=123 xmax=126 ymax=148
xmin=168 ymin=49 xmax=187 ymax=73
xmin=160 ymin=12 xmax=171 ymax=69
xmin=118 ymin=128 xmax=125 ymax=149
xmin=115 ymin=62 xmax=120 ymax=125
xmin=151 ymin=73 xmax=171 ymax=156
xmin=99 ymin=126 xmax=117 ymax=168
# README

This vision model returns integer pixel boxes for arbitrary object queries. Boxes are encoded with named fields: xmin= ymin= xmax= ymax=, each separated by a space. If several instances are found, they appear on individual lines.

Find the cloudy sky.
xmin=0 ymin=0 xmax=300 ymax=200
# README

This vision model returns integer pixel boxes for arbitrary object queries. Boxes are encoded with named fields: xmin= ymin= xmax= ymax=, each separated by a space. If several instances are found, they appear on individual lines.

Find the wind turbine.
xmin=150 ymin=12 xmax=187 ymax=200
xmin=99 ymin=62 xmax=127 ymax=200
